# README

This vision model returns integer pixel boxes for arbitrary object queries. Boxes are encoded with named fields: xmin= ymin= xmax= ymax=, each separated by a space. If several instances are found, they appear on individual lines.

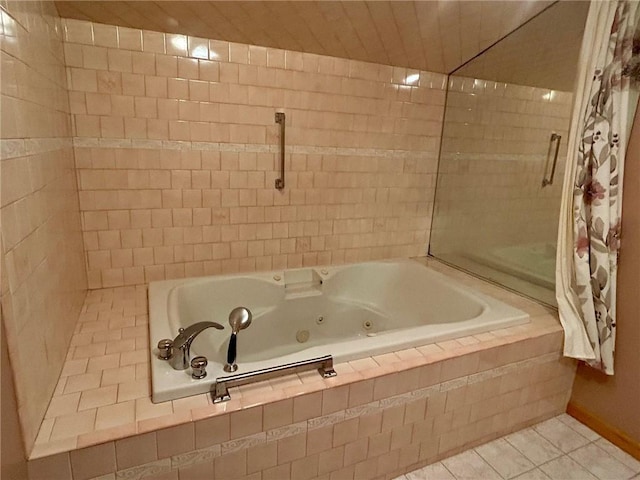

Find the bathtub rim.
xmin=148 ymin=257 xmax=530 ymax=403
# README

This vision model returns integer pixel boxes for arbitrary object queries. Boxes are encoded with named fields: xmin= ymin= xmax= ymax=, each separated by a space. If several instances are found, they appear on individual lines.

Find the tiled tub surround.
xmin=28 ymin=259 xmax=576 ymax=480
xmin=0 ymin=1 xmax=87 ymax=450
xmin=62 ymin=18 xmax=447 ymax=290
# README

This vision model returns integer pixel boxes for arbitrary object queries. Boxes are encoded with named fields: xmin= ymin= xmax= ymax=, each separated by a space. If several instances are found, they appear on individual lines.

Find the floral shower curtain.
xmin=556 ymin=0 xmax=639 ymax=374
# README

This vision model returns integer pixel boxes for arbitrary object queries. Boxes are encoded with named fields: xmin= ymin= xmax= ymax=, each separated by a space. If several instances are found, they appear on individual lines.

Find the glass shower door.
xmin=429 ymin=1 xmax=589 ymax=306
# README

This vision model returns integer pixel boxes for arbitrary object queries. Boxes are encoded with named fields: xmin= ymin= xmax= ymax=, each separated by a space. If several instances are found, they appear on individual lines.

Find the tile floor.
xmin=395 ymin=414 xmax=640 ymax=480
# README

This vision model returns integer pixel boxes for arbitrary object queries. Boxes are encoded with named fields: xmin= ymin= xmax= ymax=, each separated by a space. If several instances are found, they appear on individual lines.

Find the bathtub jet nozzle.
xmin=224 ymin=307 xmax=253 ymax=373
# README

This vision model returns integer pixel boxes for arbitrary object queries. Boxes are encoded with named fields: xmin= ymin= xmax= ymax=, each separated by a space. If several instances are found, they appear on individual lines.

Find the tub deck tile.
xmin=29 ymin=259 xmax=565 ymax=460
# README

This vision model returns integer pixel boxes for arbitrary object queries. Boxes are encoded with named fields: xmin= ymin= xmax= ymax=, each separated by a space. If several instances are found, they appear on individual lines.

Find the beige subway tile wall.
xmin=431 ymin=76 xmax=573 ymax=255
xmin=0 ymin=2 xmax=87 ymax=451
xmin=62 ymin=19 xmax=448 ymax=288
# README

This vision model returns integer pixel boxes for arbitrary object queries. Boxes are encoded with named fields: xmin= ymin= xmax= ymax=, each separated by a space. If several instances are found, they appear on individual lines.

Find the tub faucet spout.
xmin=170 ymin=321 xmax=224 ymax=370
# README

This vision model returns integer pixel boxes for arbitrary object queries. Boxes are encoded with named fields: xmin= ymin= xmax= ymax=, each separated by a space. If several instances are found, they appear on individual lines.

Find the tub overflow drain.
xmin=363 ymin=320 xmax=373 ymax=330
xmin=296 ymin=330 xmax=310 ymax=343
xmin=316 ymin=316 xmax=325 ymax=325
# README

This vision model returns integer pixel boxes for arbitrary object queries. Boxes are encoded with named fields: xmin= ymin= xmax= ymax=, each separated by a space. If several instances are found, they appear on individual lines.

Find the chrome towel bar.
xmin=274 ymin=111 xmax=286 ymax=190
xmin=211 ymin=354 xmax=337 ymax=403
xmin=542 ymin=132 xmax=561 ymax=187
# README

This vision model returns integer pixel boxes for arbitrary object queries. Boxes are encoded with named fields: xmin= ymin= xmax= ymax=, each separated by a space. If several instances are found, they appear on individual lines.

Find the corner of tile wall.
xmin=1 ymin=1 xmax=88 ymax=453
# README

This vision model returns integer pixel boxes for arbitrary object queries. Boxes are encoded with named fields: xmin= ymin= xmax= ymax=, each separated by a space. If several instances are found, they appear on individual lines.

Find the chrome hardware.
xmin=212 ymin=355 xmax=337 ymax=403
xmin=274 ymin=112 xmax=286 ymax=190
xmin=167 ymin=321 xmax=224 ymax=371
xmin=157 ymin=339 xmax=173 ymax=360
xmin=191 ymin=356 xmax=208 ymax=379
xmin=224 ymin=307 xmax=252 ymax=373
xmin=223 ymin=363 xmax=238 ymax=373
xmin=542 ymin=132 xmax=561 ymax=187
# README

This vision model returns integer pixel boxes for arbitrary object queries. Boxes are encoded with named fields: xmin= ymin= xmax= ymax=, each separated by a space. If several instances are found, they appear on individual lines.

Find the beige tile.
xmin=534 ymin=418 xmax=591 ymax=453
xmin=348 ymin=380 xmax=374 ymax=407
xmin=263 ymin=399 xmax=293 ymax=431
xmin=505 ymin=428 xmax=562 ymax=465
xmin=512 ymin=469 xmax=552 ymax=480
xmin=247 ymin=441 xmax=278 ymax=474
xmin=157 ymin=423 xmax=195 ymax=458
xmin=322 ymin=385 xmax=349 ymax=415
xmin=50 ymin=410 xmax=97 ymax=441
xmin=178 ymin=460 xmax=214 ymax=479
xmin=255 ymin=462 xmax=286 ymax=480
xmin=306 ymin=425 xmax=333 ymax=456
xmin=45 ymin=393 xmax=81 ymax=419
xmin=28 ymin=453 xmax=72 ymax=480
xmin=278 ymin=432 xmax=307 ymax=464
xmin=101 ymin=365 xmax=136 ymax=386
xmin=115 ymin=432 xmax=158 ymax=469
xmin=137 ymin=410 xmax=192 ymax=434
xmin=475 ymin=438 xmax=535 ymax=479
xmin=333 ymin=418 xmax=358 ymax=447
xmin=292 ymin=453 xmax=320 ymax=479
xmin=117 ymin=379 xmax=150 ymax=402
xmin=195 ymin=413 xmax=230 ymax=448
xmin=293 ymin=392 xmax=323 ymax=423
xmin=557 ymin=414 xmax=600 ymax=442
xmin=594 ymin=438 xmax=640 ymax=472
xmin=568 ymin=443 xmax=636 ymax=480
xmin=86 ymin=353 xmax=120 ymax=373
xmin=442 ymin=450 xmax=502 ymax=480
xmin=95 ymin=401 xmax=135 ymax=430
xmin=65 ymin=372 xmax=102 ymax=394
xmin=230 ymin=406 xmax=263 ymax=439
xmin=70 ymin=442 xmax=117 ymax=480
xmin=214 ymin=450 xmax=247 ymax=479
xmin=539 ymin=456 xmax=598 ymax=480
xmin=78 ymin=385 xmax=118 ymax=411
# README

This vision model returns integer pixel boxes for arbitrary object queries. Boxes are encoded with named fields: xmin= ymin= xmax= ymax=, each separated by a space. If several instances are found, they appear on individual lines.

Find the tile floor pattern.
xmin=394 ymin=414 xmax=640 ymax=480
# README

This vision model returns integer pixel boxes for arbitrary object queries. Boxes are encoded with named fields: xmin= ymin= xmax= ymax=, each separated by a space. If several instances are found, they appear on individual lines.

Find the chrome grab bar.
xmin=542 ymin=132 xmax=561 ymax=187
xmin=211 ymin=354 xmax=337 ymax=403
xmin=274 ymin=112 xmax=286 ymax=190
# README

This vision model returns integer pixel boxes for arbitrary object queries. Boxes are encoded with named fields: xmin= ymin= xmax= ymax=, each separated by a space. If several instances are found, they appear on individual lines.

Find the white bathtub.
xmin=148 ymin=259 xmax=529 ymax=402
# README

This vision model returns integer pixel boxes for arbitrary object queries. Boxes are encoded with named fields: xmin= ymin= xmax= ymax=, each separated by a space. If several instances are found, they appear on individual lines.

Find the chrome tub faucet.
xmin=157 ymin=321 xmax=224 ymax=370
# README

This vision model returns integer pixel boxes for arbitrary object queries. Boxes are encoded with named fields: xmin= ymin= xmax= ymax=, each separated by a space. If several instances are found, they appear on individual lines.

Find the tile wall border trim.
xmin=0 ymin=137 xmax=73 ymax=160
xmin=70 ymin=137 xmax=437 ymax=160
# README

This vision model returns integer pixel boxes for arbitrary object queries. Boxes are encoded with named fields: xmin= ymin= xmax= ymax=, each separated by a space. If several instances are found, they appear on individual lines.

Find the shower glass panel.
xmin=429 ymin=1 xmax=589 ymax=306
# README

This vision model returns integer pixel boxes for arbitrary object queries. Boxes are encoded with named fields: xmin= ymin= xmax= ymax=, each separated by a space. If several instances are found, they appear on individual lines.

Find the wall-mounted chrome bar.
xmin=274 ymin=112 xmax=286 ymax=190
xmin=542 ymin=132 xmax=562 ymax=187
xmin=211 ymin=354 xmax=337 ymax=403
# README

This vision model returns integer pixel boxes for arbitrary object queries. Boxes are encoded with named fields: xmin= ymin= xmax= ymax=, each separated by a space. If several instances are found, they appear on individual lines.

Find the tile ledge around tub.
xmin=28 ymin=260 xmax=564 ymax=460
xmin=28 ymin=318 xmax=563 ymax=460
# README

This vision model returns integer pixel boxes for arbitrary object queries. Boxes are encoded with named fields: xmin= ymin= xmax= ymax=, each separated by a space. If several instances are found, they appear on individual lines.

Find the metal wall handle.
xmin=542 ymin=132 xmax=561 ymax=187
xmin=274 ymin=112 xmax=286 ymax=190
xmin=212 ymin=354 xmax=337 ymax=403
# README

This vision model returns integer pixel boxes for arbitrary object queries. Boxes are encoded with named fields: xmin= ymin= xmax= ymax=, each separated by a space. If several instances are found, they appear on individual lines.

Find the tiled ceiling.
xmin=54 ymin=1 xmax=554 ymax=74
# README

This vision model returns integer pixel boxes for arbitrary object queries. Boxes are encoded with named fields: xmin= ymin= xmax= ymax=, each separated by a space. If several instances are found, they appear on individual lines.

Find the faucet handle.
xmin=191 ymin=356 xmax=208 ymax=379
xmin=157 ymin=339 xmax=173 ymax=360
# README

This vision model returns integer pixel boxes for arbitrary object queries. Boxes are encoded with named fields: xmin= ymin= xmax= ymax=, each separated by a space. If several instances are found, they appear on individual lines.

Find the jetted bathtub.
xmin=149 ymin=259 xmax=529 ymax=402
